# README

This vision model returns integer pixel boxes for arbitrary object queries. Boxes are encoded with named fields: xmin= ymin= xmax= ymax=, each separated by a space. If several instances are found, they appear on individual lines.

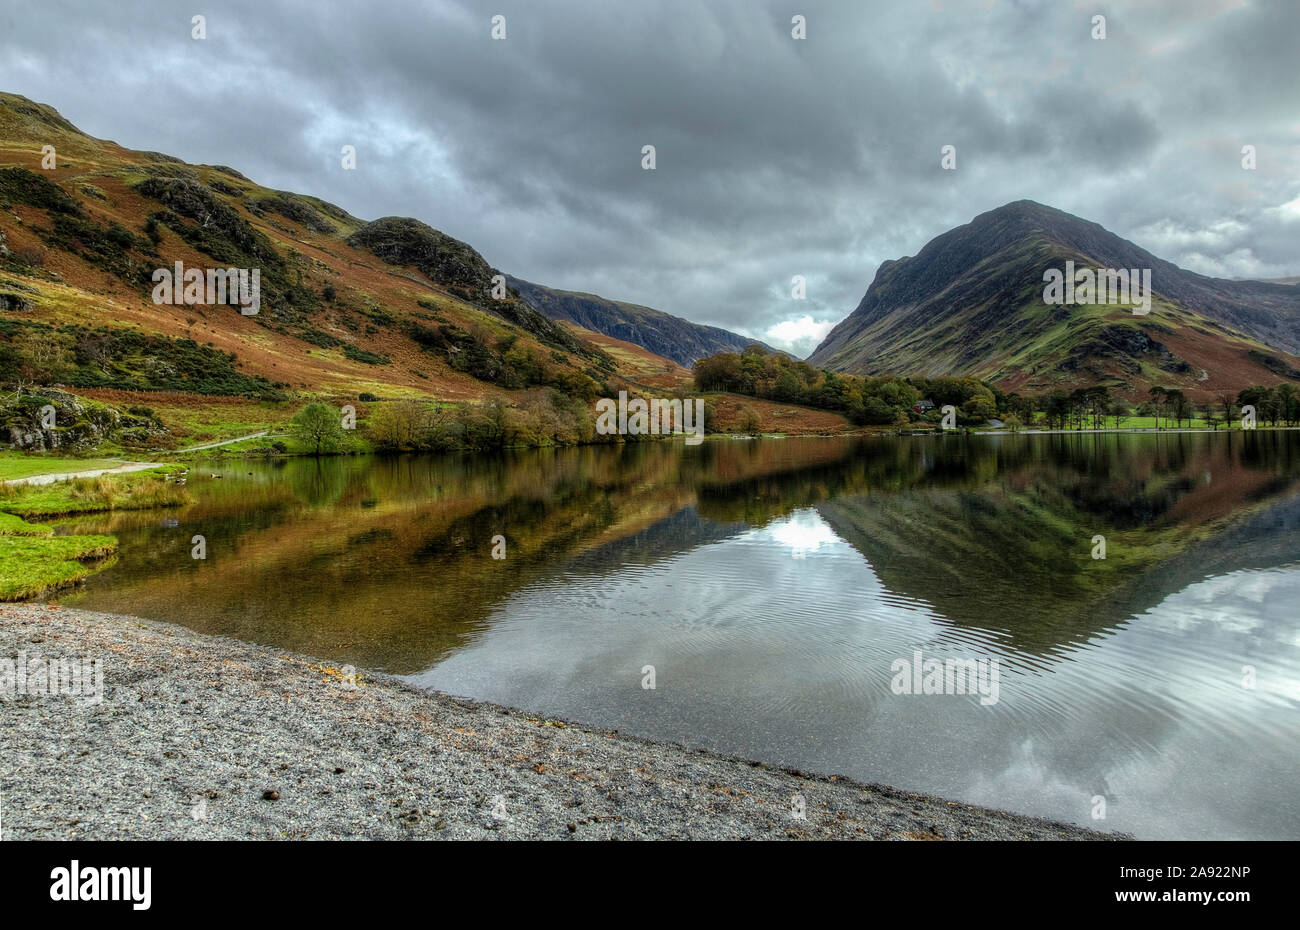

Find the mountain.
xmin=508 ymin=276 xmax=778 ymax=367
xmin=345 ymin=218 xmax=583 ymax=353
xmin=809 ymin=200 xmax=1300 ymax=398
xmin=0 ymin=91 xmax=640 ymax=410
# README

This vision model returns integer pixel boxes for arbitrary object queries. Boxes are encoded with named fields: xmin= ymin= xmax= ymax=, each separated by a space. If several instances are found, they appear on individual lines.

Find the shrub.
xmin=343 ymin=344 xmax=390 ymax=365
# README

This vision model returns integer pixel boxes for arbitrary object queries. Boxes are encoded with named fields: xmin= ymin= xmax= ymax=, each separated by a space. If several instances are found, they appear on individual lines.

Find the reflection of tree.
xmin=287 ymin=455 xmax=368 ymax=508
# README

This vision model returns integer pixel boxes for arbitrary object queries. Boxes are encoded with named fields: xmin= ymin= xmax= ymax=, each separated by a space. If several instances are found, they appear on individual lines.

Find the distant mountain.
xmin=508 ymin=276 xmax=778 ymax=367
xmin=809 ymin=200 xmax=1300 ymax=397
xmin=1245 ymin=276 xmax=1300 ymax=286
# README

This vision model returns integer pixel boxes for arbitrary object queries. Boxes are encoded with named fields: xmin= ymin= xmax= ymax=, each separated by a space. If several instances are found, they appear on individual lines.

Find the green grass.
xmin=0 ymin=511 xmax=116 ymax=600
xmin=0 ymin=454 xmax=123 ymax=481
xmin=0 ymin=511 xmax=51 ymax=535
xmin=0 ymin=465 xmax=184 ymax=599
xmin=0 ymin=532 xmax=118 ymax=600
xmin=151 ymin=400 xmax=293 ymax=446
xmin=0 ymin=466 xmax=188 ymax=517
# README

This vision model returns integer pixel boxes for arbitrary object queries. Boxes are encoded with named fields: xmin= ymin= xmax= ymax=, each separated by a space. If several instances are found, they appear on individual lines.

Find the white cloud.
xmin=1267 ymin=195 xmax=1300 ymax=223
xmin=764 ymin=315 xmax=836 ymax=358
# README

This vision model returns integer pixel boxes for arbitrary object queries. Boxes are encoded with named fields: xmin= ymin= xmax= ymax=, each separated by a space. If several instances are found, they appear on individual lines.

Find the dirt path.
xmin=176 ymin=430 xmax=269 ymax=452
xmin=1 ymin=461 xmax=159 ymax=487
xmin=2 ymin=431 xmax=272 ymax=487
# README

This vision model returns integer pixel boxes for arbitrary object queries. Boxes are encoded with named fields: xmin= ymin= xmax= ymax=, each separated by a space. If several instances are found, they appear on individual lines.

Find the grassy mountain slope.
xmin=810 ymin=201 xmax=1300 ymax=400
xmin=0 ymin=91 xmax=652 ymax=412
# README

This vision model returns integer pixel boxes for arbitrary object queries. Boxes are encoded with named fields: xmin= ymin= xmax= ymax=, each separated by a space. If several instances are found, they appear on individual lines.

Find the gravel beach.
xmin=0 ymin=604 xmax=1121 ymax=840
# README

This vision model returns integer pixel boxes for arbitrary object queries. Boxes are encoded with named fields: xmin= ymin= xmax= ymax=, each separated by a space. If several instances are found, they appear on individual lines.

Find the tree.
xmin=961 ymin=397 xmax=996 ymax=423
xmin=1109 ymin=399 xmax=1129 ymax=430
xmin=773 ymin=368 xmax=803 ymax=403
xmin=692 ymin=353 xmax=743 ymax=393
xmin=1008 ymin=392 xmax=1036 ymax=427
xmin=856 ymin=395 xmax=892 ymax=425
xmin=1148 ymin=386 xmax=1168 ymax=429
xmin=1278 ymin=383 xmax=1298 ymax=426
xmin=368 ymin=400 xmax=432 ymax=451
xmin=1219 ymin=393 xmax=1236 ymax=428
xmin=292 ymin=402 xmax=345 ymax=455
xmin=1074 ymin=385 xmax=1110 ymax=429
xmin=1238 ymin=386 xmax=1269 ymax=426
xmin=1199 ymin=401 xmax=1217 ymax=430
xmin=14 ymin=329 xmax=74 ymax=384
xmin=1164 ymin=389 xmax=1190 ymax=428
xmin=1043 ymin=392 xmax=1071 ymax=429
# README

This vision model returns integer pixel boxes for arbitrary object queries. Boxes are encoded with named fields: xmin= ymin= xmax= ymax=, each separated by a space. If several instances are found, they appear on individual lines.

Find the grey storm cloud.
xmin=1 ymin=0 xmax=1297 ymax=357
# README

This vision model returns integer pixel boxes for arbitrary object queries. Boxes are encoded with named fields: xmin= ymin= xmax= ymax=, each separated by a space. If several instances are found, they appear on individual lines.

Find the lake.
xmin=56 ymin=431 xmax=1300 ymax=839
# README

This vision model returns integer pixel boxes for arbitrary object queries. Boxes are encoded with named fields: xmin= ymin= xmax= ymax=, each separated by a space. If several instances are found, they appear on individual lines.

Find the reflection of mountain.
xmin=559 ymin=506 xmax=746 ymax=576
xmin=61 ymin=440 xmax=860 ymax=671
xmin=61 ymin=432 xmax=1300 ymax=669
xmin=63 ymin=447 xmax=694 ymax=671
xmin=1092 ymin=486 xmax=1300 ymax=626
xmin=817 ymin=433 xmax=1300 ymax=652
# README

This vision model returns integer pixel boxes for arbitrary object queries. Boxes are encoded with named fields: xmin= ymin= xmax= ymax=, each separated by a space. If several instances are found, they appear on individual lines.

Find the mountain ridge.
xmin=507 ymin=275 xmax=779 ymax=367
xmin=0 ymin=90 xmax=648 ymax=409
xmin=0 ymin=90 xmax=775 ymax=405
xmin=810 ymin=200 xmax=1300 ymax=398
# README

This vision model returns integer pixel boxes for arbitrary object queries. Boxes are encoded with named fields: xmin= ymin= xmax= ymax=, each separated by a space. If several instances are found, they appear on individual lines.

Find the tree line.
xmin=690 ymin=345 xmax=1300 ymax=430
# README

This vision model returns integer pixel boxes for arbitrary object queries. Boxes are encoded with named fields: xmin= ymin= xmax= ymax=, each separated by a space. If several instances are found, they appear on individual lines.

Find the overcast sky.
xmin=2 ymin=0 xmax=1297 ymax=356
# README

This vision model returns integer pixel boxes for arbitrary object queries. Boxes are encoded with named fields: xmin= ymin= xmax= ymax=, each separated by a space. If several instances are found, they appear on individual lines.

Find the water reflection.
xmin=58 ymin=431 xmax=1300 ymax=838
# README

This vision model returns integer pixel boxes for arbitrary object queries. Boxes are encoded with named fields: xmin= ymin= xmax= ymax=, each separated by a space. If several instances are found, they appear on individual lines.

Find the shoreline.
xmin=975 ymin=425 xmax=1300 ymax=436
xmin=4 ymin=424 xmax=1297 ymax=482
xmin=0 ymin=604 xmax=1123 ymax=841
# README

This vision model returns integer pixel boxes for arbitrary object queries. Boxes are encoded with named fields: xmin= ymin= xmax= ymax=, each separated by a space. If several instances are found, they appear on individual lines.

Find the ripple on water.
xmin=415 ymin=513 xmax=1300 ymax=839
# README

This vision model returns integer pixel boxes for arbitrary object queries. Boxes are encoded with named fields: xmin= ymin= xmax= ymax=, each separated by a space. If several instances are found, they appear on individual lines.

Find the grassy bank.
xmin=0 ymin=465 xmax=188 ymax=518
xmin=0 ymin=466 xmax=189 ymax=601
xmin=0 ymin=511 xmax=117 ymax=600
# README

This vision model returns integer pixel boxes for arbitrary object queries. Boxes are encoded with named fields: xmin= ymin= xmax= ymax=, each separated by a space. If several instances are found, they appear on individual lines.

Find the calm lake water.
xmin=57 ymin=432 xmax=1300 ymax=839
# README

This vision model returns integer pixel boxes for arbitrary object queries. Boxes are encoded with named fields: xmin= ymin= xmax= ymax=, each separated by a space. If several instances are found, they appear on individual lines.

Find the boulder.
xmin=2 ymin=389 xmax=168 ymax=452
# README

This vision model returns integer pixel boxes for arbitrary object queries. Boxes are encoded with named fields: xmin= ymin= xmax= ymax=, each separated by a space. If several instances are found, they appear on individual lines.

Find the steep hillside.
xmin=508 ymin=276 xmax=779 ymax=366
xmin=558 ymin=322 xmax=692 ymax=390
xmin=0 ymin=91 xmax=635 ymax=412
xmin=810 ymin=201 xmax=1300 ymax=399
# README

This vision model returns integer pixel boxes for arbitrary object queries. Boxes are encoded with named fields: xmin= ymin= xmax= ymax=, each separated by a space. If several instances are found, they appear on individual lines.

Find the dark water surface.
xmin=59 ymin=432 xmax=1300 ymax=838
